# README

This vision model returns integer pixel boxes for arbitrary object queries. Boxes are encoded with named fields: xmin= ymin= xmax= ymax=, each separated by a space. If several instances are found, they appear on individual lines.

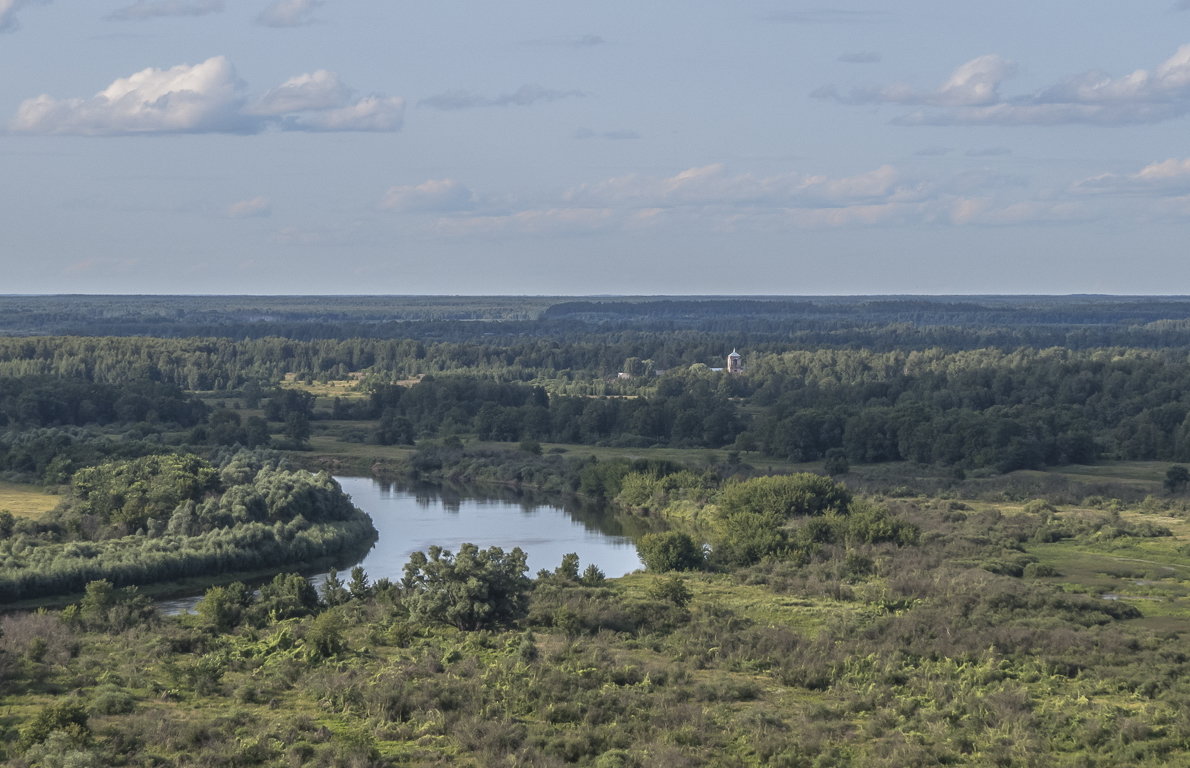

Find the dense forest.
xmin=0 ymin=450 xmax=375 ymax=602
xmin=1 ymin=295 xmax=1189 ymax=766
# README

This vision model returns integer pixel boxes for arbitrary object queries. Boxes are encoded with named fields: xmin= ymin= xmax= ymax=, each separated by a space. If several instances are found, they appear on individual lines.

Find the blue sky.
xmin=4 ymin=1 xmax=1190 ymax=294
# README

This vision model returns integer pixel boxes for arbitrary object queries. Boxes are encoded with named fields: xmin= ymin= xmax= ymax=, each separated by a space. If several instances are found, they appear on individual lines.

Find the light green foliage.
xmin=61 ymin=579 xmax=155 ymax=632
xmin=0 ymin=452 xmax=375 ymax=602
xmin=636 ymin=531 xmax=705 ymax=572
xmin=647 ymin=574 xmax=693 ymax=607
xmin=717 ymin=473 xmax=851 ymax=520
xmin=322 ymin=569 xmax=349 ymax=607
xmin=348 ymin=565 xmax=372 ymax=600
xmin=712 ymin=473 xmax=853 ymax=565
xmin=615 ymin=469 xmax=712 ymax=512
xmin=402 ymin=543 xmax=531 ymax=630
xmin=195 ymin=581 xmax=253 ymax=632
xmin=19 ymin=700 xmax=89 ymax=751
xmin=66 ymin=454 xmax=219 ymax=532
xmin=304 ymin=608 xmax=346 ymax=659
xmin=255 ymin=572 xmax=320 ymax=622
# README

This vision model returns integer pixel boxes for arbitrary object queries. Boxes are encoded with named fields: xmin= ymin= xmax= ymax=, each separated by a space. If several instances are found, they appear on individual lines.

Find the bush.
xmin=402 ymin=544 xmax=531 ymax=630
xmin=637 ymin=531 xmax=704 ymax=572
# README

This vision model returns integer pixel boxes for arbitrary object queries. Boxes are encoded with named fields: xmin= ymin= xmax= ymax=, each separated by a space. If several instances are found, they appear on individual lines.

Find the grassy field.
xmin=0 ymin=481 xmax=58 ymax=519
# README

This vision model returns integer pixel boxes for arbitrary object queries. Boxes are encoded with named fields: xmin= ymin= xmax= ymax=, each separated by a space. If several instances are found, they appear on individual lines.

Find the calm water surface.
xmin=334 ymin=476 xmax=643 ymax=580
xmin=159 ymin=476 xmax=642 ymax=612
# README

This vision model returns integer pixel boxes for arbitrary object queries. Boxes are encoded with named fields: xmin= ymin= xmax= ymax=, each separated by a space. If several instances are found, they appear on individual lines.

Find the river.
xmin=158 ymin=476 xmax=643 ymax=613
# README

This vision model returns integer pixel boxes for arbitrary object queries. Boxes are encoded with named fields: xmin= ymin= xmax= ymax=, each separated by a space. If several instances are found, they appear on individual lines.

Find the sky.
xmin=3 ymin=2 xmax=1190 ymax=295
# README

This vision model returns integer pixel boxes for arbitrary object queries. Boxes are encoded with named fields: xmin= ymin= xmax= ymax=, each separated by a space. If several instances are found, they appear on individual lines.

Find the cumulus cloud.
xmin=11 ymin=56 xmax=246 ymax=135
xmin=1075 ymin=158 xmax=1190 ymax=195
xmin=8 ymin=57 xmax=404 ymax=135
xmin=381 ymin=179 xmax=475 ymax=212
xmin=816 ymin=54 xmax=1014 ymax=107
xmin=226 ymin=196 xmax=272 ymax=218
xmin=290 ymin=96 xmax=405 ymax=132
xmin=256 ymin=0 xmax=320 ymax=27
xmin=106 ymin=0 xmax=223 ymax=21
xmin=420 ymin=84 xmax=585 ymax=110
xmin=819 ymin=44 xmax=1190 ymax=126
xmin=1 ymin=0 xmax=47 ymax=33
xmin=247 ymin=70 xmax=353 ymax=115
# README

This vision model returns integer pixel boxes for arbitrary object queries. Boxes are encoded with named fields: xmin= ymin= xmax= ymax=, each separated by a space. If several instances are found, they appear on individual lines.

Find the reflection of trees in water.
xmin=371 ymin=478 xmax=658 ymax=539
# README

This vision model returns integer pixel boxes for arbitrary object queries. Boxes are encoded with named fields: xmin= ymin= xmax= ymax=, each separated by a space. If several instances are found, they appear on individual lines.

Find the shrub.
xmin=637 ymin=531 xmax=704 ymax=572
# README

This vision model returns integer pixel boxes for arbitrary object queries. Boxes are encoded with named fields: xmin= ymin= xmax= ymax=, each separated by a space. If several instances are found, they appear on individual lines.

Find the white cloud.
xmin=226 ymin=196 xmax=272 ymax=218
xmin=0 ymin=0 xmax=45 ymax=33
xmin=400 ymin=162 xmax=1098 ymax=239
xmin=420 ymin=85 xmax=585 ymax=110
xmin=256 ymin=0 xmax=321 ymax=28
xmin=1075 ymin=158 xmax=1190 ymax=195
xmin=817 ymin=54 xmax=1015 ymax=107
xmin=247 ymin=70 xmax=353 ymax=116
xmin=947 ymin=199 xmax=1088 ymax=226
xmin=11 ymin=56 xmax=245 ymax=135
xmin=564 ymin=163 xmax=926 ymax=209
xmin=290 ymin=95 xmax=405 ymax=132
xmin=820 ymin=44 xmax=1190 ymax=126
xmin=381 ymin=179 xmax=474 ymax=212
xmin=106 ymin=0 xmax=223 ymax=21
xmin=9 ymin=58 xmax=404 ymax=135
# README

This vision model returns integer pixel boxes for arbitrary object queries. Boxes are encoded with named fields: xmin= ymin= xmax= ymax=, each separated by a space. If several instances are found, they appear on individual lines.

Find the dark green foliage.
xmin=1164 ymin=464 xmax=1189 ymax=493
xmin=322 ymin=569 xmax=349 ymax=607
xmin=0 ymin=375 xmax=206 ymax=429
xmin=195 ymin=582 xmax=253 ymax=632
xmin=636 ymin=531 xmax=705 ymax=572
xmin=61 ymin=579 xmax=156 ymax=632
xmin=254 ymin=572 xmax=320 ymax=622
xmin=712 ymin=474 xmax=854 ymax=566
xmin=823 ymin=449 xmax=849 ymax=476
xmin=402 ymin=544 xmax=531 ymax=630
xmin=18 ymin=700 xmax=89 ymax=750
xmin=0 ymin=453 xmax=375 ymax=602
xmin=64 ymin=453 xmax=219 ymax=533
xmin=647 ymin=574 xmax=693 ymax=607
xmin=304 ymin=608 xmax=347 ymax=659
xmin=348 ymin=566 xmax=372 ymax=600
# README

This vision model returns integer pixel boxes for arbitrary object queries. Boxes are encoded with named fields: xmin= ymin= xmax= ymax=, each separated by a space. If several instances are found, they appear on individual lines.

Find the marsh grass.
xmin=0 ymin=482 xmax=58 ymax=519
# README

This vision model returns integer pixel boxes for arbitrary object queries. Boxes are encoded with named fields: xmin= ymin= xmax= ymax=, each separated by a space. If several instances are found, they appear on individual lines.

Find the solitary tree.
xmin=636 ymin=531 xmax=704 ymax=572
xmin=1165 ymin=465 xmax=1190 ymax=493
xmin=402 ymin=544 xmax=531 ymax=630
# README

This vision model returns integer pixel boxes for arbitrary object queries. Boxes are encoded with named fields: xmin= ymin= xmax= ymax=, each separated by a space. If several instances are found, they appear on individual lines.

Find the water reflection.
xmin=158 ymin=476 xmax=646 ymax=614
xmin=338 ymin=476 xmax=645 ymax=581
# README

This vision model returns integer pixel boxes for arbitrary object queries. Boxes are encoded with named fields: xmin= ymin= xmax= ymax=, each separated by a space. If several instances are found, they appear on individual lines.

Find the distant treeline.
xmin=9 ymin=340 xmax=1190 ymax=472
xmin=6 ymin=295 xmax=1190 ymax=350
